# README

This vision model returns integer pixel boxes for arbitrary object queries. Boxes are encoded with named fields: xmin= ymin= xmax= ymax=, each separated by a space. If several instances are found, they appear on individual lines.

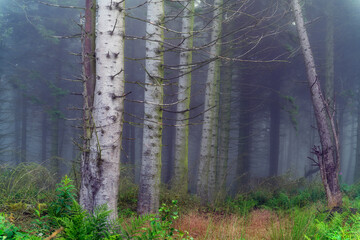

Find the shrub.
xmin=48 ymin=175 xmax=76 ymax=218
xmin=307 ymin=209 xmax=360 ymax=239
xmin=115 ymin=200 xmax=193 ymax=240
xmin=0 ymin=163 xmax=54 ymax=205
xmin=55 ymin=201 xmax=111 ymax=240
xmin=0 ymin=213 xmax=41 ymax=240
xmin=224 ymin=195 xmax=257 ymax=215
xmin=267 ymin=192 xmax=291 ymax=210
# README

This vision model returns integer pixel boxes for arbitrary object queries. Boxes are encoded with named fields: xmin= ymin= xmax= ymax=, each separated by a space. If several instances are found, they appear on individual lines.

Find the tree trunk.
xmin=196 ymin=0 xmax=223 ymax=203
xmin=80 ymin=0 xmax=125 ymax=220
xmin=291 ymin=0 xmax=342 ymax=208
xmin=137 ymin=0 xmax=164 ymax=215
xmin=269 ymin=79 xmax=280 ymax=177
xmin=14 ymin=90 xmax=21 ymax=164
xmin=325 ymin=0 xmax=335 ymax=101
xmin=41 ymin=110 xmax=47 ymax=163
xmin=354 ymin=95 xmax=360 ymax=182
xmin=172 ymin=0 xmax=195 ymax=193
xmin=216 ymin=59 xmax=232 ymax=196
xmin=50 ymin=109 xmax=59 ymax=175
xmin=20 ymin=93 xmax=27 ymax=162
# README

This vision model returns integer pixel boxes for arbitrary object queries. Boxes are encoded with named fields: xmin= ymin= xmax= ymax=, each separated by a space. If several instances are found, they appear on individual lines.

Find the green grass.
xmin=2 ymin=168 xmax=360 ymax=239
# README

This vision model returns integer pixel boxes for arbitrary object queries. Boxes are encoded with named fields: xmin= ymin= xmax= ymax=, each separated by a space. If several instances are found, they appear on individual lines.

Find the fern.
xmin=55 ymin=201 xmax=111 ymax=240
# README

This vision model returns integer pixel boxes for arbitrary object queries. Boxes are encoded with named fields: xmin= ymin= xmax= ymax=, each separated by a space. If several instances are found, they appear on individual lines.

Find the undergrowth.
xmin=3 ymin=167 xmax=360 ymax=239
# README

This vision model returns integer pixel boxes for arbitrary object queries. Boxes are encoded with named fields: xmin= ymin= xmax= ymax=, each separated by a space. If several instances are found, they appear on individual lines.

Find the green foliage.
xmin=160 ymin=184 xmax=200 ymax=213
xmin=0 ymin=163 xmax=54 ymax=205
xmin=290 ymin=207 xmax=317 ymax=240
xmin=48 ymin=175 xmax=76 ymax=218
xmin=47 ymin=176 xmax=112 ymax=239
xmin=306 ymin=209 xmax=360 ymax=239
xmin=47 ymin=107 xmax=65 ymax=121
xmin=281 ymin=95 xmax=299 ymax=131
xmin=224 ymin=195 xmax=257 ymax=216
xmin=116 ymin=200 xmax=192 ymax=240
xmin=267 ymin=192 xmax=291 ymax=210
xmin=269 ymin=207 xmax=317 ymax=240
xmin=221 ymin=179 xmax=326 ymax=215
xmin=342 ymin=181 xmax=360 ymax=200
xmin=35 ymin=24 xmax=59 ymax=44
xmin=48 ymin=82 xmax=69 ymax=98
xmin=118 ymin=171 xmax=139 ymax=215
xmin=115 ymin=215 xmax=152 ymax=239
xmin=56 ymin=202 xmax=111 ymax=240
xmin=0 ymin=213 xmax=41 ymax=240
xmin=250 ymin=190 xmax=273 ymax=206
xmin=31 ymin=204 xmax=51 ymax=236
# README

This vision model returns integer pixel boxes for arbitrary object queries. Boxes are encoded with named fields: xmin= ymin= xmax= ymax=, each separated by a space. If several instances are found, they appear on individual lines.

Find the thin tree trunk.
xmin=51 ymin=56 xmax=62 ymax=177
xmin=21 ymin=93 xmax=27 ymax=162
xmin=41 ymin=110 xmax=47 ymax=163
xmin=269 ymin=79 xmax=280 ymax=177
xmin=172 ymin=0 xmax=195 ymax=193
xmin=137 ymin=0 xmax=164 ymax=215
xmin=80 ymin=0 xmax=125 ymax=220
xmin=80 ymin=0 xmax=97 ymax=214
xmin=196 ymin=0 xmax=223 ymax=203
xmin=354 ymin=96 xmax=360 ymax=182
xmin=216 ymin=59 xmax=232 ymax=196
xmin=291 ymin=0 xmax=342 ymax=208
xmin=325 ymin=0 xmax=335 ymax=101
xmin=235 ymin=71 xmax=251 ymax=191
xmin=50 ymin=109 xmax=59 ymax=176
xmin=14 ymin=91 xmax=21 ymax=164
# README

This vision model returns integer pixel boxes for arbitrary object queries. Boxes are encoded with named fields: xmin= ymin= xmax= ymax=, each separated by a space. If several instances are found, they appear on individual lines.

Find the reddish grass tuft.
xmin=175 ymin=209 xmax=282 ymax=240
xmin=245 ymin=209 xmax=279 ymax=240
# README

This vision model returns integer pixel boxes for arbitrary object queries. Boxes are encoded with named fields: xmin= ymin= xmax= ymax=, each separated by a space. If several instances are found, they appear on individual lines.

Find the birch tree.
xmin=291 ymin=0 xmax=342 ymax=208
xmin=196 ymin=0 xmax=223 ymax=203
xmin=137 ymin=0 xmax=165 ymax=215
xmin=80 ymin=0 xmax=125 ymax=220
xmin=172 ymin=0 xmax=195 ymax=193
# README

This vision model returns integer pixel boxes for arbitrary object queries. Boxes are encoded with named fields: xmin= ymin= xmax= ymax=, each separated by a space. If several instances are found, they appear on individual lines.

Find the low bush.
xmin=0 ymin=213 xmax=41 ymax=239
xmin=307 ymin=208 xmax=360 ymax=239
xmin=0 ymin=163 xmax=54 ymax=205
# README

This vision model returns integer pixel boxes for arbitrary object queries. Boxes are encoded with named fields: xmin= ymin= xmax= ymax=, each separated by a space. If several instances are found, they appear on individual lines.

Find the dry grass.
xmin=175 ymin=209 xmax=285 ymax=240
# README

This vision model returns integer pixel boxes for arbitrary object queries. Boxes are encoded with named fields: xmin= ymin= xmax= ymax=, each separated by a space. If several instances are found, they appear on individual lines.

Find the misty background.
xmin=0 ymin=0 xmax=359 ymax=195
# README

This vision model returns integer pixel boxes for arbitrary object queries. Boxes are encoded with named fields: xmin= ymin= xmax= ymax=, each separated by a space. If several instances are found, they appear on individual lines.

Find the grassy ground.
xmin=2 ymin=164 xmax=360 ymax=239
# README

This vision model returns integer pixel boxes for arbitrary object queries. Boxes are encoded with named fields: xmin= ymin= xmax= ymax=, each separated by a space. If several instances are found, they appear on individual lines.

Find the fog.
xmin=1 ymin=0 xmax=360 ymax=195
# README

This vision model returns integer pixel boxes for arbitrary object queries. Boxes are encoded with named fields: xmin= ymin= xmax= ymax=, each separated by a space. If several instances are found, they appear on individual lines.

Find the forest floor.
xmin=2 ymin=164 xmax=360 ymax=239
xmin=175 ymin=209 xmax=282 ymax=240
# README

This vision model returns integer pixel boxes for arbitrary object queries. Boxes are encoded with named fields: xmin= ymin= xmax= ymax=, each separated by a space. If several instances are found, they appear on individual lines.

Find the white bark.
xmin=172 ymin=0 xmax=195 ymax=192
xmin=80 ymin=0 xmax=125 ymax=220
xmin=196 ymin=0 xmax=223 ymax=203
xmin=137 ymin=0 xmax=164 ymax=215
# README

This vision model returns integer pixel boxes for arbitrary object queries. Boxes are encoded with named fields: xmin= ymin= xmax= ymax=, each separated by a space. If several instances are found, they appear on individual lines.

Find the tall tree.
xmin=355 ymin=97 xmax=360 ymax=182
xmin=80 ymin=0 xmax=125 ymax=220
xmin=20 ymin=93 xmax=27 ymax=162
xmin=137 ymin=0 xmax=165 ymax=215
xmin=216 ymin=58 xmax=232 ymax=194
xmin=196 ymin=0 xmax=223 ymax=203
xmin=324 ymin=0 xmax=335 ymax=101
xmin=291 ymin=0 xmax=342 ymax=208
xmin=269 ymin=74 xmax=281 ymax=177
xmin=172 ymin=0 xmax=195 ymax=193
